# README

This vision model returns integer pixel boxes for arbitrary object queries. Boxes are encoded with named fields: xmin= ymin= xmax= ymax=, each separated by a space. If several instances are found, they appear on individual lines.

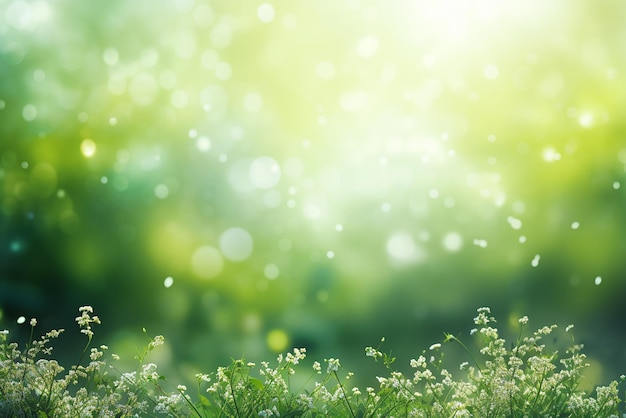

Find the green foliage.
xmin=0 ymin=307 xmax=623 ymax=417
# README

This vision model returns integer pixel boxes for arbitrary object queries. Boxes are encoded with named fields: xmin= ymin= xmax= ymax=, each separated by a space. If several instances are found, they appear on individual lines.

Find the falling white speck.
xmin=473 ymin=239 xmax=488 ymax=248
xmin=163 ymin=276 xmax=174 ymax=288
xmin=507 ymin=216 xmax=522 ymax=230
xmin=326 ymin=251 xmax=334 ymax=259
xmin=594 ymin=276 xmax=602 ymax=285
xmin=613 ymin=181 xmax=621 ymax=190
xmin=571 ymin=221 xmax=580 ymax=230
xmin=519 ymin=235 xmax=527 ymax=243
xmin=17 ymin=316 xmax=26 ymax=324
xmin=531 ymin=254 xmax=540 ymax=267
xmin=335 ymin=224 xmax=343 ymax=232
xmin=381 ymin=202 xmax=391 ymax=212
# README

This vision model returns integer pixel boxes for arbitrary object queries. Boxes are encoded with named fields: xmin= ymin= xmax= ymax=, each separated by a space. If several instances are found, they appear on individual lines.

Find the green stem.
xmin=332 ymin=370 xmax=356 ymax=418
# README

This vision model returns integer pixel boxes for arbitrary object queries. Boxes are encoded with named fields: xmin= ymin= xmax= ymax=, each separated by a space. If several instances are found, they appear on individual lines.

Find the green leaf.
xmin=281 ymin=410 xmax=306 ymax=417
xmin=199 ymin=395 xmax=211 ymax=406
xmin=247 ymin=376 xmax=264 ymax=390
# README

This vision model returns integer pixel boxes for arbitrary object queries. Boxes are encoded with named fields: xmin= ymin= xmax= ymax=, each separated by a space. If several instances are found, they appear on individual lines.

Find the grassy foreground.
xmin=0 ymin=306 xmax=623 ymax=417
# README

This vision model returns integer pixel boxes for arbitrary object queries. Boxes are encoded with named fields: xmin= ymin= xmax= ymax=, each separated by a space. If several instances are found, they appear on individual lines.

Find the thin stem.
xmin=444 ymin=334 xmax=483 ymax=373
xmin=332 ymin=370 xmax=356 ymax=418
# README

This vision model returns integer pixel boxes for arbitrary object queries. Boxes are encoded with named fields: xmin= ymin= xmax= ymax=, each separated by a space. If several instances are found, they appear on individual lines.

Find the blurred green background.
xmin=1 ymin=0 xmax=626 ymax=389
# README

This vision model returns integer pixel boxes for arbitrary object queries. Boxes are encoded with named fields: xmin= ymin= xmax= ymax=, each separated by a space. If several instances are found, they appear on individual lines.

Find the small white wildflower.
xmin=518 ymin=316 xmax=529 ymax=325
xmin=312 ymin=361 xmax=321 ymax=374
xmin=537 ymin=325 xmax=556 ymax=335
xmin=352 ymin=387 xmax=361 ymax=396
xmin=326 ymin=358 xmax=340 ymax=373
xmin=195 ymin=373 xmax=211 ymax=383
xmin=247 ymin=362 xmax=256 ymax=367
xmin=46 ymin=329 xmax=64 ymax=338
xmin=566 ymin=324 xmax=574 ymax=333
xmin=470 ymin=328 xmax=478 ymax=335
xmin=365 ymin=346 xmax=382 ymax=359
xmin=177 ymin=384 xmax=187 ymax=391
xmin=89 ymin=347 xmax=103 ymax=361
xmin=429 ymin=343 xmax=441 ymax=350
xmin=146 ymin=335 xmax=165 ymax=352
xmin=111 ymin=354 xmax=120 ymax=360
xmin=30 ymin=318 xmax=37 ymax=327
xmin=460 ymin=361 xmax=469 ymax=370
xmin=410 ymin=356 xmax=426 ymax=368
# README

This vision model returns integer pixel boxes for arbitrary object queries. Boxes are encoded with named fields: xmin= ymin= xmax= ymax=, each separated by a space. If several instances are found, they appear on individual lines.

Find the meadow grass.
xmin=0 ymin=306 xmax=623 ymax=417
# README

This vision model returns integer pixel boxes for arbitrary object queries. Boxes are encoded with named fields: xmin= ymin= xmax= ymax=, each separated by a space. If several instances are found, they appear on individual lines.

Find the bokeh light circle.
xmin=190 ymin=246 xmax=223 ymax=279
xmin=249 ymin=157 xmax=281 ymax=190
xmin=219 ymin=228 xmax=253 ymax=262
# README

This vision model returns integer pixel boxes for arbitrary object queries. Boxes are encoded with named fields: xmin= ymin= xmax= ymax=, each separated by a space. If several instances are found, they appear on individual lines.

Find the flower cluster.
xmin=1 ymin=306 xmax=624 ymax=417
xmin=0 ymin=307 xmax=194 ymax=417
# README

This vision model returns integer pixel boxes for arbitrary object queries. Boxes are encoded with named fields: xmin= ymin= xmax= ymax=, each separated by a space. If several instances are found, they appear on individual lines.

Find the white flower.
xmin=365 ymin=346 xmax=382 ymax=359
xmin=312 ymin=361 xmax=321 ymax=374
xmin=429 ymin=343 xmax=441 ymax=350
xmin=325 ymin=358 xmax=340 ymax=373
xmin=30 ymin=318 xmax=37 ymax=327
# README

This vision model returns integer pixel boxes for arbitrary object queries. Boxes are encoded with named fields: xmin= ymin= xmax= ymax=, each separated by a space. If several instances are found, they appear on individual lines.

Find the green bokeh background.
xmin=2 ymin=0 xmax=626 ymax=389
